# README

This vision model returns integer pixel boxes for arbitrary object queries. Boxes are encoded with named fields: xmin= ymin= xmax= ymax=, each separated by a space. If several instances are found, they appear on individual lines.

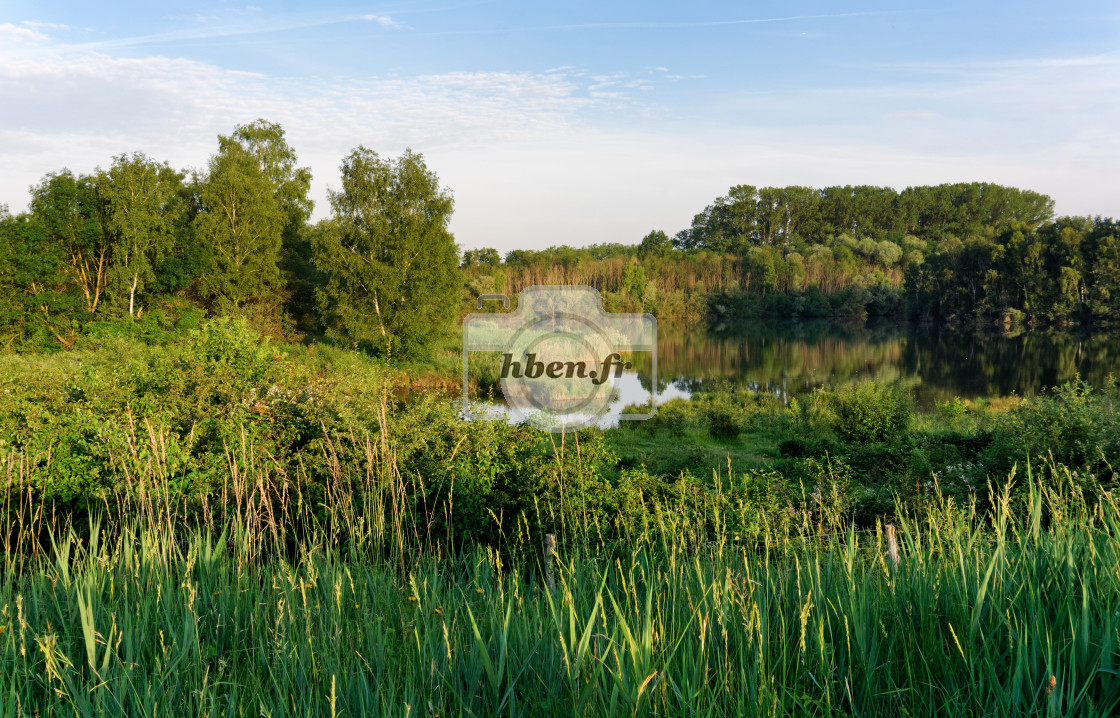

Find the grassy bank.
xmin=2 ymin=320 xmax=1119 ymax=714
xmin=1 ymin=471 xmax=1117 ymax=716
xmin=2 ymin=317 xmax=1118 ymax=539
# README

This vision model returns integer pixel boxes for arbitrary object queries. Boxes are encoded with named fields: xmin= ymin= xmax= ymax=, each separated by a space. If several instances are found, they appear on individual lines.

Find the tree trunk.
xmin=129 ymin=271 xmax=138 ymax=316
xmin=92 ymin=249 xmax=106 ymax=313
xmin=372 ymin=291 xmax=387 ymax=336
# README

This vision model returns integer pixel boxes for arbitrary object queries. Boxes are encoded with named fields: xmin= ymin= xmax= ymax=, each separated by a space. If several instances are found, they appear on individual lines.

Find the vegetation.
xmin=460 ymin=183 xmax=1118 ymax=326
xmin=3 ymin=121 xmax=1118 ymax=355
xmin=0 ymin=121 xmax=459 ymax=356
xmin=3 ymin=122 xmax=1120 ymax=714
xmin=313 ymin=147 xmax=459 ymax=359
xmin=0 ymin=340 xmax=1117 ymax=714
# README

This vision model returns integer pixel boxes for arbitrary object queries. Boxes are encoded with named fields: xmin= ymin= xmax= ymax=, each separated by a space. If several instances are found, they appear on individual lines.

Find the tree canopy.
xmin=312 ymin=147 xmax=459 ymax=358
xmin=1 ymin=124 xmax=1117 ymax=353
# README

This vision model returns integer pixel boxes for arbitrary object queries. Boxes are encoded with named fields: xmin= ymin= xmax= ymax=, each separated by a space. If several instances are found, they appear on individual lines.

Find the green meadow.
xmin=0 ymin=321 xmax=1118 ymax=716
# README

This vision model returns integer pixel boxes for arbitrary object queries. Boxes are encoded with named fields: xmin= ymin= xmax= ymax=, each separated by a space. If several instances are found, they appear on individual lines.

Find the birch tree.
xmin=312 ymin=147 xmax=458 ymax=358
xmin=99 ymin=153 xmax=181 ymax=316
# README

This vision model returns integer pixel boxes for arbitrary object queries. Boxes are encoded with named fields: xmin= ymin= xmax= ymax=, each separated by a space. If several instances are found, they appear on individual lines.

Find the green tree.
xmin=636 ymin=230 xmax=672 ymax=260
xmin=873 ymin=240 xmax=903 ymax=266
xmin=195 ymin=140 xmax=285 ymax=307
xmin=745 ymin=246 xmax=778 ymax=293
xmin=313 ymin=147 xmax=459 ymax=358
xmin=1087 ymin=222 xmax=1120 ymax=318
xmin=0 ymin=210 xmax=79 ymax=348
xmin=1042 ymin=219 xmax=1089 ymax=320
xmin=722 ymin=185 xmax=759 ymax=243
xmin=1002 ymin=224 xmax=1045 ymax=314
xmin=621 ymin=260 xmax=647 ymax=298
xmin=226 ymin=120 xmax=313 ymax=230
xmin=98 ymin=153 xmax=183 ymax=316
xmin=225 ymin=120 xmax=316 ymax=318
xmin=461 ymin=248 xmax=501 ymax=269
xmin=28 ymin=170 xmax=109 ymax=314
xmin=783 ymin=252 xmax=806 ymax=292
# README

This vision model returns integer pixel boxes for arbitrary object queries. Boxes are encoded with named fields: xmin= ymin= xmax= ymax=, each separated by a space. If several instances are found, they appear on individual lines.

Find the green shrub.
xmin=984 ymin=377 xmax=1119 ymax=490
xmin=938 ymin=397 xmax=968 ymax=422
xmin=632 ymin=398 xmax=702 ymax=436
xmin=831 ymin=382 xmax=911 ymax=444
xmin=704 ymin=398 xmax=742 ymax=440
xmin=181 ymin=316 xmax=276 ymax=384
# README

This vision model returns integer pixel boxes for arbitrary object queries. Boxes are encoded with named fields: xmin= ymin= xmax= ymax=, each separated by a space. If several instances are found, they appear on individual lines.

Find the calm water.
xmin=466 ymin=320 xmax=1120 ymax=428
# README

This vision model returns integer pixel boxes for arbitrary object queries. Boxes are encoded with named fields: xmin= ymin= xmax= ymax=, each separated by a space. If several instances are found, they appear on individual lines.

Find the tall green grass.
xmin=1 ymin=461 xmax=1117 ymax=716
xmin=1 ymin=330 xmax=1118 ymax=714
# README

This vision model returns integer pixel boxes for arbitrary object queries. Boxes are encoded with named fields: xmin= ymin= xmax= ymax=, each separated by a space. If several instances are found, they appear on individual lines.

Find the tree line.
xmin=464 ymin=183 xmax=1117 ymax=325
xmin=3 ymin=120 xmax=1118 ymax=359
xmin=0 ymin=120 xmax=458 ymax=357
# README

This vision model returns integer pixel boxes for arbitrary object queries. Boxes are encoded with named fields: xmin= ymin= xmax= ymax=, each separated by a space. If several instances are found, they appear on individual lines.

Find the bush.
xmin=938 ymin=397 xmax=968 ymax=422
xmin=630 ymin=398 xmax=701 ymax=436
xmin=704 ymin=398 xmax=743 ymax=440
xmin=830 ymin=382 xmax=911 ymax=444
xmin=984 ymin=377 xmax=1119 ymax=489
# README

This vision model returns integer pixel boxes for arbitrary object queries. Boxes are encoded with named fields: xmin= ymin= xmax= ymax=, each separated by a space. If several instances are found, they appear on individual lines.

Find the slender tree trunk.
xmin=372 ymin=291 xmax=387 ymax=336
xmin=72 ymin=250 xmax=93 ymax=310
xmin=129 ymin=271 xmax=138 ymax=316
xmin=92 ymin=249 xmax=106 ymax=313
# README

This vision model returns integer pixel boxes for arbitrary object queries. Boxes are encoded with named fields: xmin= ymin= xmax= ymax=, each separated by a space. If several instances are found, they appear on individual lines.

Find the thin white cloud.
xmin=535 ymin=10 xmax=907 ymax=30
xmin=0 ymin=22 xmax=51 ymax=45
xmin=0 ymin=44 xmax=625 ymax=237
xmin=21 ymin=21 xmax=70 ymax=32
xmin=32 ymin=10 xmax=408 ymax=53
xmin=361 ymin=14 xmax=405 ymax=30
xmin=0 ymin=30 xmax=1116 ymax=252
xmin=867 ymin=50 xmax=1120 ymax=73
xmin=418 ymin=10 xmax=917 ymax=36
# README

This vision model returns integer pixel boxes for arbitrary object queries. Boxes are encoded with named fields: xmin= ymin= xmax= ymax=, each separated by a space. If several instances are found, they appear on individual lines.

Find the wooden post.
xmin=543 ymin=533 xmax=556 ymax=590
xmin=885 ymin=524 xmax=900 ymax=569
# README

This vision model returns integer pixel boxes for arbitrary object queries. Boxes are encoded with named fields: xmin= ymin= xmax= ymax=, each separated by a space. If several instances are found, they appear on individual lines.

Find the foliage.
xmin=195 ymin=135 xmax=286 ymax=307
xmin=226 ymin=119 xmax=317 ymax=322
xmin=830 ymin=381 xmax=912 ymax=444
xmin=313 ymin=147 xmax=459 ymax=359
xmin=98 ymin=153 xmax=185 ymax=316
xmin=5 ymin=135 xmax=1118 ymax=342
xmin=0 ymin=212 xmax=79 ymax=350
xmin=636 ymin=229 xmax=672 ymax=260
xmin=984 ymin=376 xmax=1120 ymax=487
xmin=0 ymin=467 xmax=1118 ymax=715
xmin=27 ymin=169 xmax=109 ymax=314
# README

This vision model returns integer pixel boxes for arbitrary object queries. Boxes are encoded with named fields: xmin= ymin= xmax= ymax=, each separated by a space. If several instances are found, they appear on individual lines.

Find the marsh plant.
xmin=1 ymin=322 xmax=1119 ymax=715
xmin=1 ymin=407 xmax=1118 ymax=716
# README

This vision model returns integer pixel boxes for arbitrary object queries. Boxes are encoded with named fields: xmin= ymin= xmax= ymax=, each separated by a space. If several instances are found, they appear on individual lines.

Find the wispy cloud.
xmin=863 ymin=50 xmax=1120 ymax=72
xmin=0 ymin=40 xmax=633 ymax=231
xmin=519 ymin=10 xmax=910 ymax=31
xmin=23 ymin=10 xmax=410 ymax=53
xmin=21 ymin=20 xmax=70 ymax=32
xmin=0 ymin=11 xmax=1116 ymax=250
xmin=0 ymin=22 xmax=51 ymax=45
xmin=361 ymin=14 xmax=406 ymax=30
xmin=412 ymin=10 xmax=917 ymax=37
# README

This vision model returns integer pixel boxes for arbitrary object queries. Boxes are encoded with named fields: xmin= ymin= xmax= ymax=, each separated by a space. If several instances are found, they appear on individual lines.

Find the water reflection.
xmin=466 ymin=320 xmax=1120 ymax=428
xmin=462 ymin=368 xmax=689 ymax=430
xmin=636 ymin=320 xmax=1120 ymax=407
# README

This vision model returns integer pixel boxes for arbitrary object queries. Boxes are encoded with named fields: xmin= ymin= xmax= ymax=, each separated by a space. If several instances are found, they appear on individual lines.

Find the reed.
xmin=1 ymin=443 xmax=1117 ymax=716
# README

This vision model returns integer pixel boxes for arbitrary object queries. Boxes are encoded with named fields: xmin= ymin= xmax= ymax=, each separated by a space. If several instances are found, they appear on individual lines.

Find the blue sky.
xmin=1 ymin=1 xmax=1118 ymax=252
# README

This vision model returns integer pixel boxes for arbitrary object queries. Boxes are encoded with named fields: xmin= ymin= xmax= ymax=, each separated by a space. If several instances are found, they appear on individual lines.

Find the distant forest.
xmin=470 ymin=183 xmax=1118 ymax=327
xmin=2 ymin=119 xmax=1118 ymax=356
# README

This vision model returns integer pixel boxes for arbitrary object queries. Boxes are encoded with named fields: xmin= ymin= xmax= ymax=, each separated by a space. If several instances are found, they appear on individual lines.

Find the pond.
xmin=464 ymin=319 xmax=1120 ymax=428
